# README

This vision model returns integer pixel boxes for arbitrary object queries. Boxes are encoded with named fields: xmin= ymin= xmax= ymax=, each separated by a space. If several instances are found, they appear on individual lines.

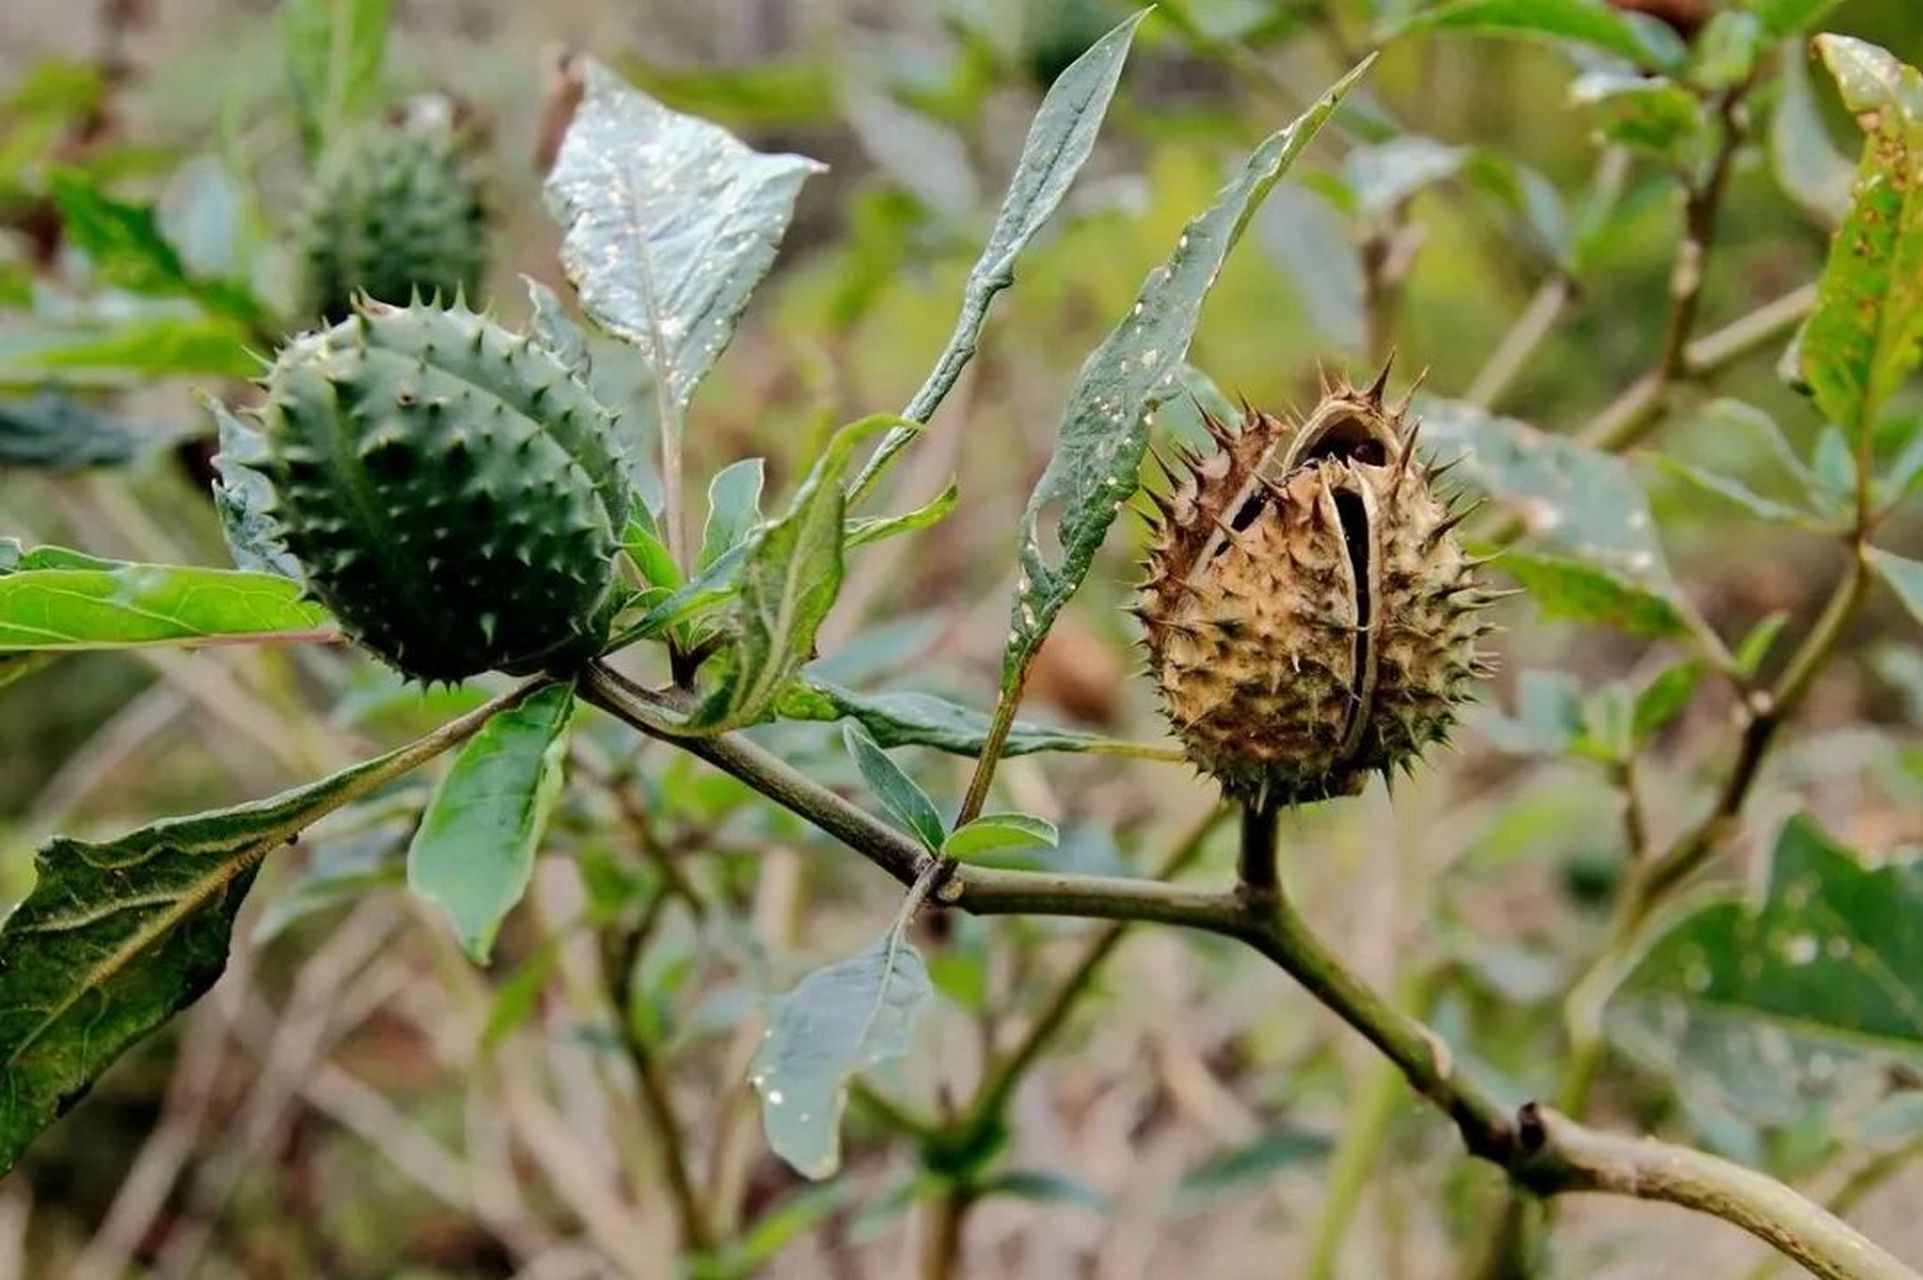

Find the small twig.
xmin=1466 ymin=275 xmax=1573 ymax=410
xmin=602 ymin=903 xmax=714 ymax=1254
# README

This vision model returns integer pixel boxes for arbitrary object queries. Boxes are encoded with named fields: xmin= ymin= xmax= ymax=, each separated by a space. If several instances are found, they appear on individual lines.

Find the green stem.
xmin=954 ymin=666 xmax=1031 ymax=831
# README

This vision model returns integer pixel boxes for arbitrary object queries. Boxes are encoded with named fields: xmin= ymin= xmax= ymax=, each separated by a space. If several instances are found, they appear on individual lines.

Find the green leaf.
xmin=0 ymin=694 xmax=506 ymax=1173
xmin=1735 ymin=611 xmax=1790 ymax=677
xmin=617 ymin=541 xmax=740 ymax=642
xmin=0 ymin=556 xmax=332 ymax=649
xmin=700 ymin=458 xmax=766 ymax=571
xmin=1743 ymin=0 xmax=1846 ymax=38
xmin=158 ymin=155 xmax=259 ymax=286
xmin=942 ymin=812 xmax=1059 ymax=862
xmin=482 ymin=943 xmax=561 ymax=1050
xmin=545 ymin=60 xmax=822 ymax=420
xmin=45 ymin=169 xmax=261 ymax=325
xmin=1464 ymin=153 xmax=1572 ymax=269
xmin=977 ymin=1169 xmax=1110 ymax=1213
xmin=0 ymin=542 xmax=119 ymax=574
xmin=282 ymin=0 xmax=390 ymax=154
xmin=1502 ymin=551 xmax=1687 ymax=638
xmin=689 ymin=1185 xmax=854 ymax=1280
xmin=1476 ymin=668 xmax=1586 ymax=756
xmin=206 ymin=396 xmax=301 ymax=579
xmin=851 ymin=11 xmax=1148 ymax=495
xmin=0 ymin=394 xmax=161 ymax=469
xmin=1387 ymin=0 xmax=1684 ymax=71
xmin=524 ymin=275 xmax=592 ymax=381
xmin=1811 ymin=423 xmax=1859 ymax=514
xmin=1342 ymin=135 xmax=1470 ymax=222
xmin=750 ymin=927 xmax=933 ymax=1179
xmin=1570 ymin=72 xmax=1705 ymax=162
xmin=48 ymin=169 xmax=187 ymax=292
xmin=0 ymin=313 xmax=258 ymax=386
xmin=1632 ymin=659 xmax=1703 ymax=744
xmin=1258 ymin=184 xmax=1366 ymax=354
xmin=620 ymin=505 xmax=682 ymax=591
xmin=1420 ymin=398 xmax=1679 ymax=592
xmin=1771 ymin=41 xmax=1854 ymax=228
xmin=1870 ymin=547 xmax=1923 ymax=627
xmin=845 ymin=482 xmax=959 ymax=550
xmin=1652 ymin=455 xmax=1819 ymax=528
xmin=1167 ymin=1127 xmax=1333 ymax=1213
xmin=1801 ymin=37 xmax=1923 ymax=436
xmin=1689 ymin=12 xmax=1765 ymax=93
xmin=1608 ymin=816 xmax=1923 ymax=1129
xmin=842 ymin=722 xmax=946 ymax=852
xmin=839 ymin=84 xmax=979 ymax=215
xmin=685 ymin=416 xmax=897 ymax=733
xmin=775 ymin=679 xmax=1153 ymax=758
xmin=408 ymin=682 xmax=576 ymax=964
xmin=1005 ymin=60 xmax=1370 ymax=684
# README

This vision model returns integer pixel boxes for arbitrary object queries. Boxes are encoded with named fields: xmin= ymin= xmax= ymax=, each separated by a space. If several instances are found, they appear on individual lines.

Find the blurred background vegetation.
xmin=3 ymin=0 xmax=1923 ymax=1277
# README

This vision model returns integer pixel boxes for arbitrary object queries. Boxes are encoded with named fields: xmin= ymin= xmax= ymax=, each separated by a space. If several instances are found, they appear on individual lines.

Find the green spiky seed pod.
xmin=297 ymin=122 xmax=488 ymax=322
xmin=260 ymin=299 xmax=629 ymax=682
xmin=1137 ymin=367 xmax=1497 ymax=806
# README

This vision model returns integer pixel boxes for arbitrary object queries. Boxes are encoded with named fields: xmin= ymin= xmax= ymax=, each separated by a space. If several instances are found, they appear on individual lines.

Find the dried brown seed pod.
xmin=1136 ymin=365 xmax=1497 ymax=806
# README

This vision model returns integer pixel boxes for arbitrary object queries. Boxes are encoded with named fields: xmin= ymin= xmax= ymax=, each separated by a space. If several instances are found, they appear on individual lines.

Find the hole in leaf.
xmin=1035 ymin=496 xmax=1069 ymax=568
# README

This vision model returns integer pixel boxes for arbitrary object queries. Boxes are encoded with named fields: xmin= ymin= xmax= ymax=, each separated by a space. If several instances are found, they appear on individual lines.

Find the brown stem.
xmin=603 ymin=910 xmax=714 ymax=1253
xmin=919 ymin=1184 xmax=972 ymax=1280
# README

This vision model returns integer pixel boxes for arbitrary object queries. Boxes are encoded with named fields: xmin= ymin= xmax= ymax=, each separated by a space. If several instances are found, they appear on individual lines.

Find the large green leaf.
xmin=1388 ymin=0 xmax=1684 ymax=70
xmin=0 ymin=691 xmax=514 ymax=1172
xmin=0 ymin=555 xmax=330 ymax=649
xmin=408 ymin=682 xmax=576 ymax=963
xmin=1420 ymin=398 xmax=1675 ymax=589
xmin=0 ymin=313 xmax=257 ymax=387
xmin=282 ymin=0 xmax=390 ymax=154
xmin=1004 ymin=61 xmax=1369 ymax=685
xmin=750 ymin=926 xmax=932 ymax=1179
xmin=47 ymin=169 xmax=260 ymax=323
xmin=684 ymin=417 xmax=892 ymax=733
xmin=1801 ymin=37 xmax=1923 ymax=436
xmin=1501 ymin=551 xmax=1687 ymax=638
xmin=1608 ymin=816 xmax=1923 ymax=1128
xmin=545 ymin=60 xmax=822 ymax=421
xmin=850 ymin=11 xmax=1147 ymax=496
xmin=776 ymin=679 xmax=1160 ymax=758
